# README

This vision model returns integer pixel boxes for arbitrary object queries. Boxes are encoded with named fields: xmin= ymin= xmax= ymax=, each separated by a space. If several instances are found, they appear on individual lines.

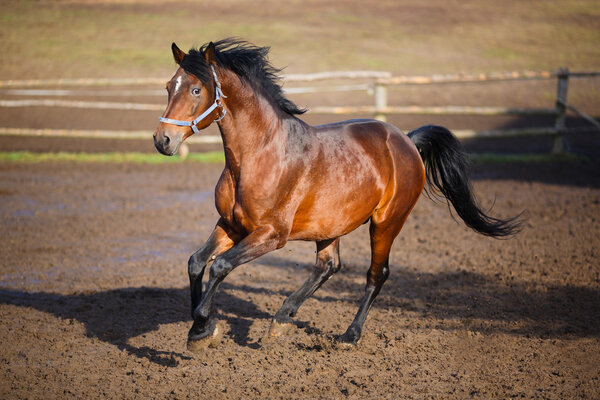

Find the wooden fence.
xmin=1 ymin=69 xmax=599 ymax=154
xmin=366 ymin=69 xmax=600 ymax=154
xmin=290 ymin=69 xmax=599 ymax=154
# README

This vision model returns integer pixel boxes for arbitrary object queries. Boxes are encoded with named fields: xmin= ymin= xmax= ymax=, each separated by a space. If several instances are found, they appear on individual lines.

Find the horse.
xmin=154 ymin=39 xmax=521 ymax=351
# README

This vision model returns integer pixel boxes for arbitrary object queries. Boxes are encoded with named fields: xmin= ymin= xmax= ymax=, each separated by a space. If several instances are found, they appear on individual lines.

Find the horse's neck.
xmin=216 ymin=84 xmax=306 ymax=178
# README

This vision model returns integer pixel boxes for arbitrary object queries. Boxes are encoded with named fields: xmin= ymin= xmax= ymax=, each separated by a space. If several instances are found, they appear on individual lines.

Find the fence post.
xmin=374 ymin=83 xmax=387 ymax=122
xmin=552 ymin=67 xmax=569 ymax=154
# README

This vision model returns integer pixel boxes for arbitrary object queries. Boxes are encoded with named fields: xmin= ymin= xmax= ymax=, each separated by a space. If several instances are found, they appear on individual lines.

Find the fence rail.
xmin=309 ymin=105 xmax=559 ymax=116
xmin=1 ymin=68 xmax=598 ymax=154
xmin=371 ymin=68 xmax=598 ymax=153
xmin=0 ymin=71 xmax=392 ymax=88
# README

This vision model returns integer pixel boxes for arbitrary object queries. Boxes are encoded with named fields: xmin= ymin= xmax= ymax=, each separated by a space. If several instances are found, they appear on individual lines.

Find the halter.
xmin=159 ymin=65 xmax=227 ymax=134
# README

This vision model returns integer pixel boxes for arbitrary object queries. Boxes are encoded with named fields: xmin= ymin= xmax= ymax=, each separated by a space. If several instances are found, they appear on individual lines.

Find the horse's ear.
xmin=204 ymin=42 xmax=216 ymax=65
xmin=171 ymin=42 xmax=186 ymax=65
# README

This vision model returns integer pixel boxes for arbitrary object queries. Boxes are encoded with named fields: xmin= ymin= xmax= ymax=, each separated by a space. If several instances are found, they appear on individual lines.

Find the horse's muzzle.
xmin=153 ymin=130 xmax=181 ymax=156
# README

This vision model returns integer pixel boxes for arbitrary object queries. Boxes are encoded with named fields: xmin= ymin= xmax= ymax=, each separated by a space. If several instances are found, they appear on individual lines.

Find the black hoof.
xmin=336 ymin=331 xmax=360 ymax=349
xmin=187 ymin=321 xmax=223 ymax=352
xmin=267 ymin=320 xmax=295 ymax=338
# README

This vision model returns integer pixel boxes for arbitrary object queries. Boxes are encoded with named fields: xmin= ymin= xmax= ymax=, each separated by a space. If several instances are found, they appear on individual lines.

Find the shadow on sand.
xmin=0 ymin=285 xmax=271 ymax=367
xmin=1 ymin=260 xmax=598 ymax=366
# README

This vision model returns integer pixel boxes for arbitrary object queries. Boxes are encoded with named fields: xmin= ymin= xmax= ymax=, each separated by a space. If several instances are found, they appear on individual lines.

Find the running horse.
xmin=154 ymin=39 xmax=520 ymax=351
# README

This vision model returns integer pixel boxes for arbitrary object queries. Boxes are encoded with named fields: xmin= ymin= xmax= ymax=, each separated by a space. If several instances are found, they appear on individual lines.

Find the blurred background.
xmin=1 ymin=0 xmax=599 ymax=156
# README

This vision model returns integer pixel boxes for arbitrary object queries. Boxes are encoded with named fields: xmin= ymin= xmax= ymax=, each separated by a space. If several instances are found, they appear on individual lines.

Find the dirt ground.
xmin=0 ymin=154 xmax=599 ymax=399
xmin=1 ymin=1 xmax=599 ymax=398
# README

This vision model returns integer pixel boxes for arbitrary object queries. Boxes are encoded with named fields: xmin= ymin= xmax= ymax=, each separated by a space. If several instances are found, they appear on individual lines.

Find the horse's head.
xmin=154 ymin=42 xmax=225 ymax=156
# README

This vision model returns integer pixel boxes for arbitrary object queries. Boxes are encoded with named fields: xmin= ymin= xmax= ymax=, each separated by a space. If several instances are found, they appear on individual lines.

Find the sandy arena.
xmin=1 ymin=153 xmax=598 ymax=398
xmin=1 ymin=0 xmax=600 ymax=397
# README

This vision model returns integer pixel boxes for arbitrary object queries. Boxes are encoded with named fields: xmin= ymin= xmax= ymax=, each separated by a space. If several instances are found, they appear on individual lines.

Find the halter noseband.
xmin=158 ymin=65 xmax=227 ymax=134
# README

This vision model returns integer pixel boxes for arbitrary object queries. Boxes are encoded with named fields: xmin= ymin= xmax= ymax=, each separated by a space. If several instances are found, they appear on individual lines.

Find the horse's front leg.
xmin=187 ymin=226 xmax=286 ymax=351
xmin=188 ymin=219 xmax=239 ymax=315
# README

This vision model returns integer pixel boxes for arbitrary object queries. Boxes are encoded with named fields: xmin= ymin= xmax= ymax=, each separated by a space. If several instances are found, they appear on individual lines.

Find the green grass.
xmin=0 ymin=151 xmax=225 ymax=164
xmin=2 ymin=0 xmax=599 ymax=79
xmin=0 ymin=151 xmax=588 ymax=165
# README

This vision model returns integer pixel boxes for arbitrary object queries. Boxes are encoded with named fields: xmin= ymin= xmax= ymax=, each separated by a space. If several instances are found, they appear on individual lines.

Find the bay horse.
xmin=154 ymin=39 xmax=520 ymax=351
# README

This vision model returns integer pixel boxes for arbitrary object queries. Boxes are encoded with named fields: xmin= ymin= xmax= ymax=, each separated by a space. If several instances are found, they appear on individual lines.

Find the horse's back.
xmin=314 ymin=118 xmax=424 ymax=185
xmin=314 ymin=118 xmax=417 ymax=155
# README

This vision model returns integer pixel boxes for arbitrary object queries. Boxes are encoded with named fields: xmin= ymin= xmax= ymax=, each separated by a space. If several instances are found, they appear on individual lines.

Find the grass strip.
xmin=0 ymin=151 xmax=225 ymax=164
xmin=0 ymin=151 xmax=589 ymax=164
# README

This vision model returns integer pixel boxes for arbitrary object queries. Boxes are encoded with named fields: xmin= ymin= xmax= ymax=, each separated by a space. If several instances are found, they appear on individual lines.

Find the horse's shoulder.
xmin=215 ymin=168 xmax=236 ymax=221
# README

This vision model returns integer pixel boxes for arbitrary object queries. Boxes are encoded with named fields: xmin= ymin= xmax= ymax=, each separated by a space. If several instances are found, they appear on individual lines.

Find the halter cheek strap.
xmin=159 ymin=65 xmax=227 ymax=134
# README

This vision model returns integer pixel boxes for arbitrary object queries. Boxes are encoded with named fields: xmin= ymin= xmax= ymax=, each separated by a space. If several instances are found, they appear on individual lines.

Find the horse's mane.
xmin=180 ymin=38 xmax=305 ymax=116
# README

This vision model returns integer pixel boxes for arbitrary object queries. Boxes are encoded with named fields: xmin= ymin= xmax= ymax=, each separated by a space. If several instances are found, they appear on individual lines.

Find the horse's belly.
xmin=289 ymin=187 xmax=380 ymax=241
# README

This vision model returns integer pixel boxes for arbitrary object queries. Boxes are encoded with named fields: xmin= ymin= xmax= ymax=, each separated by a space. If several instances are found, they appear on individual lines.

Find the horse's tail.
xmin=408 ymin=125 xmax=522 ymax=237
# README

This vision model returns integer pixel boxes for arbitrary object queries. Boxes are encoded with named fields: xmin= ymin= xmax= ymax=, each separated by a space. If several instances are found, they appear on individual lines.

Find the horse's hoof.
xmin=336 ymin=334 xmax=359 ymax=350
xmin=336 ymin=340 xmax=358 ymax=350
xmin=267 ymin=320 xmax=294 ymax=338
xmin=187 ymin=322 xmax=222 ymax=352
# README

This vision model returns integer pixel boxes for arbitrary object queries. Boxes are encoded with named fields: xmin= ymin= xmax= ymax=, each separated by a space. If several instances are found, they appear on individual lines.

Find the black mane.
xmin=180 ymin=39 xmax=305 ymax=116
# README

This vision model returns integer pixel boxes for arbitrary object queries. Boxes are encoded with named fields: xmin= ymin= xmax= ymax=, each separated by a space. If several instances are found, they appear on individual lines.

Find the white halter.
xmin=159 ymin=65 xmax=226 ymax=134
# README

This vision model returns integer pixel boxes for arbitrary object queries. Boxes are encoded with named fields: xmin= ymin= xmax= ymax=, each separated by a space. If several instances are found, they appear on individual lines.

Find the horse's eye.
xmin=191 ymin=88 xmax=201 ymax=96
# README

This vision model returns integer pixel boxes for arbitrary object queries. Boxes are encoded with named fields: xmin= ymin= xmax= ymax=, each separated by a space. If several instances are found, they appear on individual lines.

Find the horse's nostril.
xmin=164 ymin=135 xmax=171 ymax=145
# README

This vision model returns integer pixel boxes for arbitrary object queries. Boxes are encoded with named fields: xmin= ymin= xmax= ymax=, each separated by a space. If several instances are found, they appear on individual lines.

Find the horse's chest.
xmin=220 ymin=199 xmax=259 ymax=235
xmin=215 ymin=181 xmax=256 ymax=233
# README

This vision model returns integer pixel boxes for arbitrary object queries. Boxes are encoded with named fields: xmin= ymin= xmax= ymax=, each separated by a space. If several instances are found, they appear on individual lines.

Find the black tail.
xmin=408 ymin=125 xmax=521 ymax=237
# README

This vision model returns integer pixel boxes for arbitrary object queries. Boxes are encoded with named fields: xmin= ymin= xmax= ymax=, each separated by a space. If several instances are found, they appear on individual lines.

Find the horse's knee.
xmin=188 ymin=253 xmax=205 ymax=280
xmin=208 ymin=258 xmax=233 ymax=281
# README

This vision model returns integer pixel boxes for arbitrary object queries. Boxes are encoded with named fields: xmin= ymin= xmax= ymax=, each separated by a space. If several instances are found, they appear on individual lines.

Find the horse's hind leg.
xmin=269 ymin=238 xmax=341 ymax=337
xmin=338 ymin=214 xmax=409 ymax=346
